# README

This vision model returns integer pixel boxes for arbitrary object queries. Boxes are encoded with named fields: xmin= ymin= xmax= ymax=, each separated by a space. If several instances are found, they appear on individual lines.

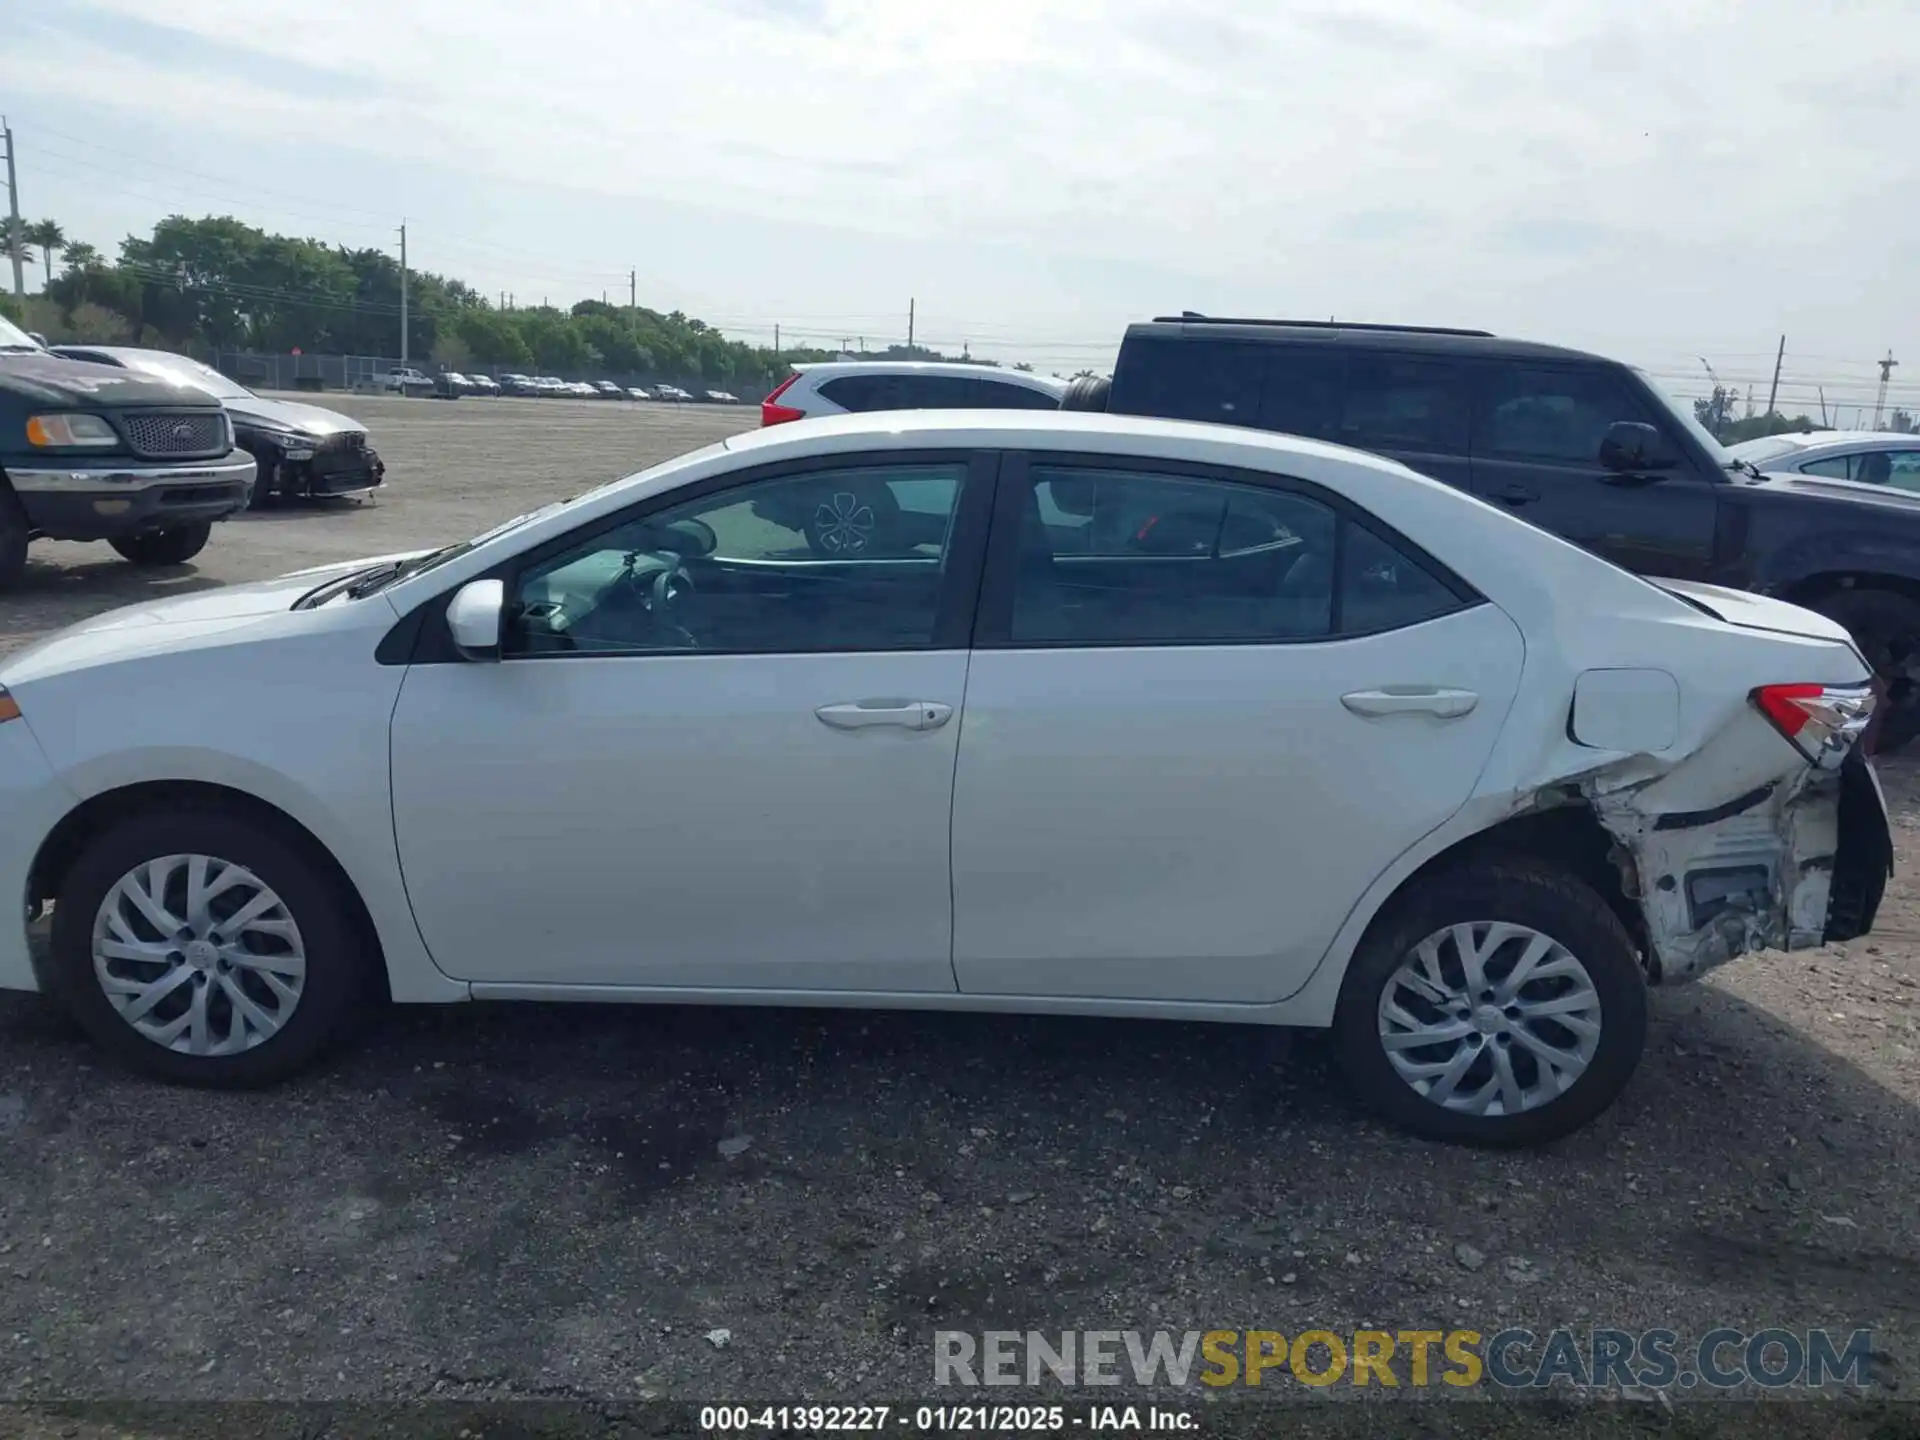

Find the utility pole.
xmin=498 ymin=290 xmax=505 ymax=310
xmin=773 ymin=323 xmax=780 ymax=358
xmin=1765 ymin=334 xmax=1785 ymax=418
xmin=2 ymin=118 xmax=23 ymax=298
xmin=397 ymin=222 xmax=409 ymax=364
xmin=908 ymin=297 xmax=915 ymax=352
xmin=629 ymin=270 xmax=636 ymax=309
xmin=1874 ymin=350 xmax=1899 ymax=429
xmin=1819 ymin=386 xmax=1830 ymax=427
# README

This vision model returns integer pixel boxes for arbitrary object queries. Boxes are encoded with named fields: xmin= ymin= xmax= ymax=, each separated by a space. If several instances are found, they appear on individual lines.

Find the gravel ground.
xmin=0 ymin=394 xmax=1915 ymax=1434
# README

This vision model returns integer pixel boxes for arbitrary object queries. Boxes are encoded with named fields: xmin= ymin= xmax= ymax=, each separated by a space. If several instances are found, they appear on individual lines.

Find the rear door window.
xmin=997 ymin=463 xmax=1472 ymax=646
xmin=1110 ymin=339 xmax=1264 ymax=427
xmin=1336 ymin=354 xmax=1470 ymax=454
xmin=970 ymin=378 xmax=1061 ymax=410
xmin=1257 ymin=347 xmax=1344 ymax=439
xmin=1805 ymin=450 xmax=1920 ymax=489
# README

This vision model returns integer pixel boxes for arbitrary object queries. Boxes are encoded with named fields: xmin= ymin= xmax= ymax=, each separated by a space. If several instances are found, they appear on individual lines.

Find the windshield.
xmin=0 ymin=314 xmax=41 ymax=351
xmin=1631 ymin=367 xmax=1735 ymax=468
xmin=126 ymin=353 xmax=253 ymax=401
xmin=1726 ymin=434 xmax=1806 ymax=464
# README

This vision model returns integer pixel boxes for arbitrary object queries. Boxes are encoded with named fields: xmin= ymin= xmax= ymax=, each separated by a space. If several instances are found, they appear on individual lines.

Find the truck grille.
xmin=119 ymin=410 xmax=228 ymax=460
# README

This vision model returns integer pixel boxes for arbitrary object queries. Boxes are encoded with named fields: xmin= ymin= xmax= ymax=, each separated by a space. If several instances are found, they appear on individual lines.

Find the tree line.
xmin=0 ymin=214 xmax=1003 ymax=387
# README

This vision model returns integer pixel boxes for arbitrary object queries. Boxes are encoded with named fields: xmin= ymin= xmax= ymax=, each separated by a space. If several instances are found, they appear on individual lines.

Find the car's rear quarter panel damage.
xmin=1587 ymin=758 xmax=1844 ymax=983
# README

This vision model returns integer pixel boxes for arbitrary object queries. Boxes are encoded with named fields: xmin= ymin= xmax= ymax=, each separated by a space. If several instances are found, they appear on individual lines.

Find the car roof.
xmin=719 ymin=406 xmax=1409 ymax=475
xmin=790 ymin=360 xmax=1067 ymax=391
xmin=1121 ymin=318 xmax=1610 ymax=366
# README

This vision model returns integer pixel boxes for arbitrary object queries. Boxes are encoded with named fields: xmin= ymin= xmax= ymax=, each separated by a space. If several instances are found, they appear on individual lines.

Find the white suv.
xmin=761 ymin=361 xmax=1067 ymax=426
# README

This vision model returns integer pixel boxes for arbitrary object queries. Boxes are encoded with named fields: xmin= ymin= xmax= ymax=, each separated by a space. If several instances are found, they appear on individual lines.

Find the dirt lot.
xmin=0 ymin=394 xmax=1916 ymax=1430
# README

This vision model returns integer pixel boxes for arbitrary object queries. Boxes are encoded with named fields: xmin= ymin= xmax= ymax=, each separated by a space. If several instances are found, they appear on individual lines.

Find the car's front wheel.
xmin=109 ymin=523 xmax=213 ymax=567
xmin=47 ymin=808 xmax=376 ymax=1087
xmin=1332 ymin=861 xmax=1647 ymax=1147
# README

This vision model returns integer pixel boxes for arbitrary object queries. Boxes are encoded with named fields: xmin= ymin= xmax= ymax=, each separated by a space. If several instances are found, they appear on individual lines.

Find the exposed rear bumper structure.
xmin=1591 ymin=747 xmax=1892 ymax=985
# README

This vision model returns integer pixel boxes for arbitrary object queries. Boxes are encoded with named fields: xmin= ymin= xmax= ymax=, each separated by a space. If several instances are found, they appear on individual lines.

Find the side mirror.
xmin=26 ymin=332 xmax=47 ymax=348
xmin=1597 ymin=420 xmax=1676 ymax=474
xmin=446 ymin=579 xmax=505 ymax=661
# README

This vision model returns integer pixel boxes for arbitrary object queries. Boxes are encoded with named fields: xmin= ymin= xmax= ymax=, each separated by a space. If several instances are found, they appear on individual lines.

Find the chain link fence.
xmin=212 ymin=349 xmax=772 ymax=401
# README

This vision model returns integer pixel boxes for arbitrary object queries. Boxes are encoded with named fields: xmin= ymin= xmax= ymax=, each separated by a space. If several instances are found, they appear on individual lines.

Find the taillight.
xmin=761 ymin=374 xmax=804 ymax=426
xmin=1752 ymin=683 xmax=1876 ymax=766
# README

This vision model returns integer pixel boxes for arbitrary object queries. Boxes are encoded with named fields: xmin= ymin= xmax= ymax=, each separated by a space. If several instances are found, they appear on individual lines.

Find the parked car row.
xmin=762 ymin=329 xmax=1920 ymax=754
xmin=444 ymin=373 xmax=741 ymax=404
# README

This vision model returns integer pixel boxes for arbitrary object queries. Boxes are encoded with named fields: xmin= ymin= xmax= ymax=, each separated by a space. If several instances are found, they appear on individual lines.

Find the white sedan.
xmin=0 ymin=412 xmax=1893 ymax=1145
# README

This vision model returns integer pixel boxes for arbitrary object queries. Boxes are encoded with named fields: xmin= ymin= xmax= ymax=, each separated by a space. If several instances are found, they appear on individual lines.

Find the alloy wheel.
xmin=1377 ymin=921 xmax=1602 ymax=1117
xmin=91 ymin=853 xmax=307 ymax=1056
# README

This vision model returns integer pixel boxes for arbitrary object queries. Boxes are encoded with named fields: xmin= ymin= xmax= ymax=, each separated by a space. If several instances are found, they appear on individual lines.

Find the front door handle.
xmin=1341 ymin=688 xmax=1480 ymax=719
xmin=1494 ymin=484 xmax=1539 ymax=506
xmin=815 ymin=699 xmax=954 ymax=731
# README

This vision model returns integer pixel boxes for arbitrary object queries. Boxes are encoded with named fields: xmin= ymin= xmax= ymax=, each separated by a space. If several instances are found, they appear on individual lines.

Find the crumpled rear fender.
xmin=1575 ymin=710 xmax=1889 ymax=983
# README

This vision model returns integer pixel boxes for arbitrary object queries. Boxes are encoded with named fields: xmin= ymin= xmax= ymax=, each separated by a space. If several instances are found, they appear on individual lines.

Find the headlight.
xmin=25 ymin=413 xmax=118 ymax=448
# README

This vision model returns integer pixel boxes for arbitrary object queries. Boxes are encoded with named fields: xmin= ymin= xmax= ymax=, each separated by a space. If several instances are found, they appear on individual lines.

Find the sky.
xmin=3 ymin=0 xmax=1918 ymax=415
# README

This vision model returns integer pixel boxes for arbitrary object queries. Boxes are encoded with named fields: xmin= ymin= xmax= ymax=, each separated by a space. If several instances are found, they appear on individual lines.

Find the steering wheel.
xmin=649 ymin=563 xmax=698 ymax=649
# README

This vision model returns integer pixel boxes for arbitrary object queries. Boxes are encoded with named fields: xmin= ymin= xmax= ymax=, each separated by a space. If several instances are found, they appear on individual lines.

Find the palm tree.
xmin=23 ymin=220 xmax=65 ymax=289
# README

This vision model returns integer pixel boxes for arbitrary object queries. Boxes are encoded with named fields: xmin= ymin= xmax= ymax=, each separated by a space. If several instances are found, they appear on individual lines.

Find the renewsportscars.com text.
xmin=933 ymin=1328 xmax=1877 ymax=1391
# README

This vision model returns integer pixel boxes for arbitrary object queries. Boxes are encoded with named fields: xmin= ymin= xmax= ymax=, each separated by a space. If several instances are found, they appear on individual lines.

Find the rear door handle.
xmin=1341 ymin=688 xmax=1480 ymax=719
xmin=815 ymin=699 xmax=954 ymax=731
xmin=1494 ymin=484 xmax=1539 ymax=506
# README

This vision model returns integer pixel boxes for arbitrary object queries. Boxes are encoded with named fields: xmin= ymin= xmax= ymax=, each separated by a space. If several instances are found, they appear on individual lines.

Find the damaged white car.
xmin=0 ymin=412 xmax=1893 ymax=1146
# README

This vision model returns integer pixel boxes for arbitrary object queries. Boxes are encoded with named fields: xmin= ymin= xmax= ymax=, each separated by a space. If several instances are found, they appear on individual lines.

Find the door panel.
xmin=391 ymin=651 xmax=968 ymax=988
xmin=951 ymin=605 xmax=1525 ymax=1002
xmin=952 ymin=455 xmax=1523 ymax=1005
xmin=389 ymin=452 xmax=993 ymax=991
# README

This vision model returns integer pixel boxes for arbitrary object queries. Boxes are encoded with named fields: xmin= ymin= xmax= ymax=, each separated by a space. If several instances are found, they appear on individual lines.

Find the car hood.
xmin=0 ymin=352 xmax=216 ymax=409
xmin=0 ymin=551 xmax=432 ymax=686
xmin=227 ymin=395 xmax=367 ymax=437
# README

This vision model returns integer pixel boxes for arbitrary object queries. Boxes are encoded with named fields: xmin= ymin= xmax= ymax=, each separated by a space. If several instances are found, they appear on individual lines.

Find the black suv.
xmin=0 ymin=316 xmax=254 ymax=587
xmin=1089 ymin=315 xmax=1920 ymax=750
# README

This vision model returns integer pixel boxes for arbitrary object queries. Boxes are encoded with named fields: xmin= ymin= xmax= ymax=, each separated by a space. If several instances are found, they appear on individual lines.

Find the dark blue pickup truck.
xmin=0 ymin=313 xmax=254 ymax=586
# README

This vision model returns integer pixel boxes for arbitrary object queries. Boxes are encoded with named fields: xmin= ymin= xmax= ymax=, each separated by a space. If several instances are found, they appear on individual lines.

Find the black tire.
xmin=109 ymin=523 xmax=213 ymax=567
xmin=0 ymin=485 xmax=27 ymax=590
xmin=47 ymin=808 xmax=376 ymax=1087
xmin=1060 ymin=375 xmax=1111 ymax=412
xmin=1332 ymin=860 xmax=1648 ymax=1148
xmin=801 ymin=480 xmax=903 ymax=557
xmin=1802 ymin=587 xmax=1920 ymax=755
xmin=246 ymin=455 xmax=275 ymax=510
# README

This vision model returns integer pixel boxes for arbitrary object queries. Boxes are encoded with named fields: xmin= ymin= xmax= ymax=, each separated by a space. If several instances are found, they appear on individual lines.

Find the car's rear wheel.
xmin=1803 ymin=587 xmax=1920 ymax=754
xmin=109 ymin=523 xmax=213 ymax=567
xmin=47 ymin=809 xmax=375 ymax=1087
xmin=0 ymin=486 xmax=28 ymax=589
xmin=1332 ymin=861 xmax=1647 ymax=1147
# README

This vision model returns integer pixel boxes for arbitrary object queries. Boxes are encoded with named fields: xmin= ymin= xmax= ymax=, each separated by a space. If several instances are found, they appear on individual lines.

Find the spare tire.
xmin=1060 ymin=375 xmax=1111 ymax=412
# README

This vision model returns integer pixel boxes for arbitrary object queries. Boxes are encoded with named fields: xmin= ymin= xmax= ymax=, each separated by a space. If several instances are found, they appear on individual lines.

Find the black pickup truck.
xmin=0 ymin=315 xmax=254 ymax=586
xmin=1082 ymin=316 xmax=1920 ymax=750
